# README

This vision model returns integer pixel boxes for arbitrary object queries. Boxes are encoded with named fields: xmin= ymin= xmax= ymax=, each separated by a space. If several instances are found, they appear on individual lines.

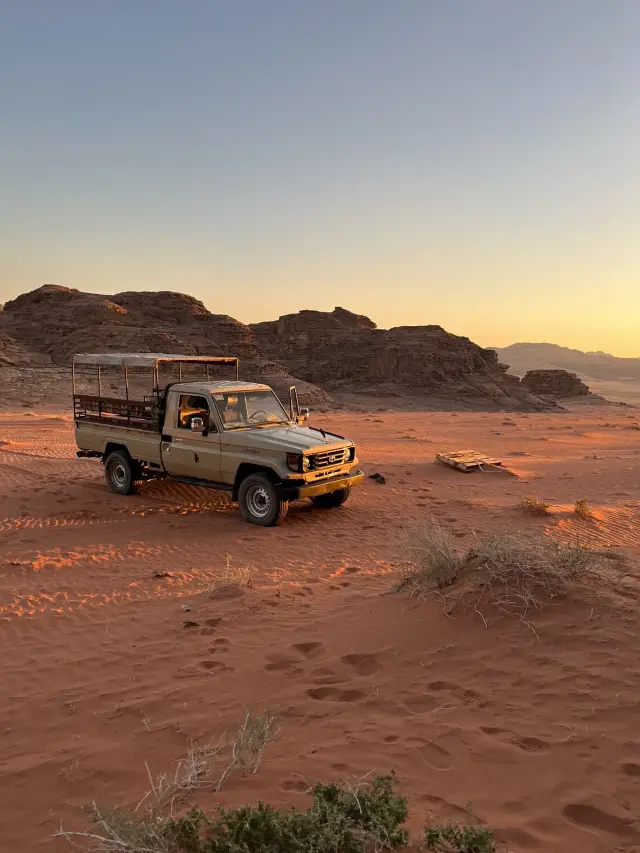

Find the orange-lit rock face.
xmin=3 ymin=286 xmax=559 ymax=412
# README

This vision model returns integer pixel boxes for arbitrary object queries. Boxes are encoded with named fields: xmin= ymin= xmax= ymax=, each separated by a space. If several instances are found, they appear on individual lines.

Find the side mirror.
xmin=190 ymin=417 xmax=205 ymax=432
xmin=289 ymin=385 xmax=299 ymax=421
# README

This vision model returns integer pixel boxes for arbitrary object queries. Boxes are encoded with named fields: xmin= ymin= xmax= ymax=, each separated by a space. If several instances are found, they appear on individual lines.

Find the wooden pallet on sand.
xmin=436 ymin=450 xmax=504 ymax=472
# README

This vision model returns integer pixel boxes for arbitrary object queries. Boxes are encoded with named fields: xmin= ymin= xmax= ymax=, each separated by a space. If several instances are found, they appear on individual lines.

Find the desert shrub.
xmin=215 ymin=710 xmax=277 ymax=790
xmin=574 ymin=499 xmax=592 ymax=518
xmin=133 ymin=711 xmax=276 ymax=817
xmin=397 ymin=519 xmax=465 ymax=594
xmin=519 ymin=496 xmax=551 ymax=515
xmin=463 ymin=533 xmax=612 ymax=623
xmin=424 ymin=820 xmax=496 ymax=852
xmin=58 ymin=774 xmax=411 ymax=853
xmin=207 ymin=554 xmax=255 ymax=597
xmin=397 ymin=524 xmax=619 ymax=628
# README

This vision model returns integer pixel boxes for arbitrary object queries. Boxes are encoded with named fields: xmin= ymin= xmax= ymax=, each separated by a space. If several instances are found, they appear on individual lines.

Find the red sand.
xmin=1 ymin=407 xmax=639 ymax=852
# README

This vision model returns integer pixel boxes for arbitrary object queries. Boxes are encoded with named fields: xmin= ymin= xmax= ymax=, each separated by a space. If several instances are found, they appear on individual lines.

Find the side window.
xmin=177 ymin=395 xmax=211 ymax=430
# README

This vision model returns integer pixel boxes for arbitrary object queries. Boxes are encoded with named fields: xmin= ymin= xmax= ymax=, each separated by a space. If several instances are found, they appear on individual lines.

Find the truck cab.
xmin=73 ymin=353 xmax=364 ymax=526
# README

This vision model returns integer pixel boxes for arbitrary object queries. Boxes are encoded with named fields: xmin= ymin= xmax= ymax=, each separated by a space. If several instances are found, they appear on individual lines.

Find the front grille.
xmin=310 ymin=447 xmax=351 ymax=470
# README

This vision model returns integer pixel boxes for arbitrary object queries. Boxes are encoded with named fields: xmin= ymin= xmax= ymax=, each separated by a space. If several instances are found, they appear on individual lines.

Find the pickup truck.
xmin=73 ymin=353 xmax=364 ymax=526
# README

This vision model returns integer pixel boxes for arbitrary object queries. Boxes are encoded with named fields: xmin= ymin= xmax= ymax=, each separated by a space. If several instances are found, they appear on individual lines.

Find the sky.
xmin=0 ymin=1 xmax=638 ymax=355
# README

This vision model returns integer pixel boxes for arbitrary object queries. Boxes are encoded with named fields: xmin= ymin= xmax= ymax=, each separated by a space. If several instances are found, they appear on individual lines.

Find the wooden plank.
xmin=436 ymin=450 xmax=503 ymax=472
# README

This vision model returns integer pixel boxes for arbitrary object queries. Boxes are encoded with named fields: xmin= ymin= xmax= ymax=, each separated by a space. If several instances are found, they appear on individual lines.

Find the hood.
xmin=221 ymin=424 xmax=352 ymax=454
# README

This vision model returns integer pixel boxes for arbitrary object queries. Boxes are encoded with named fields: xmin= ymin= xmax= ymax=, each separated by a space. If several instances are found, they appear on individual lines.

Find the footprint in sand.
xmin=340 ymin=653 xmax=381 ymax=676
xmin=201 ymin=617 xmax=223 ymax=635
xmin=265 ymin=655 xmax=305 ymax=679
xmin=306 ymin=686 xmax=366 ymax=703
xmin=480 ymin=725 xmax=550 ymax=753
xmin=563 ymin=803 xmax=634 ymax=837
xmin=200 ymin=660 xmax=233 ymax=674
xmin=428 ymin=680 xmax=479 ymax=704
xmin=292 ymin=587 xmax=314 ymax=598
xmin=209 ymin=637 xmax=230 ymax=653
xmin=292 ymin=642 xmax=324 ymax=658
xmin=401 ymin=694 xmax=440 ymax=714
xmin=621 ymin=762 xmax=640 ymax=777
xmin=514 ymin=736 xmax=549 ymax=753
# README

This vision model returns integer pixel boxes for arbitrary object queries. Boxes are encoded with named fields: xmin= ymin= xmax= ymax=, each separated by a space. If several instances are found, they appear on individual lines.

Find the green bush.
xmin=163 ymin=774 xmax=408 ymax=853
xmin=424 ymin=820 xmax=496 ymax=852
xmin=58 ymin=775 xmax=502 ymax=853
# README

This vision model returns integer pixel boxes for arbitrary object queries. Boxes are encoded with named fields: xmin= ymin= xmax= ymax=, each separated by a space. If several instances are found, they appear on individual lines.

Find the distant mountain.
xmin=491 ymin=343 xmax=640 ymax=382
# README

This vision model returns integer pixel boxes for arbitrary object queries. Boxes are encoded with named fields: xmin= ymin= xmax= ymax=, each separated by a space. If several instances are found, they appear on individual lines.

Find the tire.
xmin=104 ymin=450 xmax=136 ymax=495
xmin=238 ymin=473 xmax=289 ymax=526
xmin=311 ymin=487 xmax=351 ymax=509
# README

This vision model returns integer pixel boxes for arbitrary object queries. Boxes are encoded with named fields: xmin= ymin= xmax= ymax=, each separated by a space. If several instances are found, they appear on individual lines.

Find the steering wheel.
xmin=249 ymin=409 xmax=269 ymax=422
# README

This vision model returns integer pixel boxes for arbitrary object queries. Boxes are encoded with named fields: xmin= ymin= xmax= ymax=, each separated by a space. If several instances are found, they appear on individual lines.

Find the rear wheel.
xmin=238 ymin=473 xmax=289 ymax=526
xmin=104 ymin=451 xmax=136 ymax=495
xmin=311 ymin=487 xmax=351 ymax=509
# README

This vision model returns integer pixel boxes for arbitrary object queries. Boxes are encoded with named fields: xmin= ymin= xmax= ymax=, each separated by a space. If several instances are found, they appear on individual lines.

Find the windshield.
xmin=213 ymin=389 xmax=290 ymax=429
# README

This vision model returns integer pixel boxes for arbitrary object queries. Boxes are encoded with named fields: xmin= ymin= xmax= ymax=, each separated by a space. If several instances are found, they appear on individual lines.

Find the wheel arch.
xmin=102 ymin=442 xmax=132 ymax=464
xmin=232 ymin=463 xmax=279 ymax=500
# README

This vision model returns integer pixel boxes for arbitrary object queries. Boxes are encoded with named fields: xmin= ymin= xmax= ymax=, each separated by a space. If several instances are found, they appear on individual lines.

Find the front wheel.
xmin=311 ymin=487 xmax=351 ymax=509
xmin=104 ymin=451 xmax=136 ymax=495
xmin=238 ymin=473 xmax=289 ymax=526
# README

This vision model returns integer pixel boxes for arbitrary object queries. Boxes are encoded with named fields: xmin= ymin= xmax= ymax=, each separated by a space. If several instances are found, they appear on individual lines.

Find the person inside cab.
xmin=222 ymin=394 xmax=243 ymax=425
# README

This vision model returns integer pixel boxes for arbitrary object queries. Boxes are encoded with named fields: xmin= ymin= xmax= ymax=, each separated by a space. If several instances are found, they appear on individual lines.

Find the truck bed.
xmin=74 ymin=394 xmax=161 ymax=431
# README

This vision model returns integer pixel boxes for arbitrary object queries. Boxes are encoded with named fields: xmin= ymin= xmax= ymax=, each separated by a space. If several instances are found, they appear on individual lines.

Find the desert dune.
xmin=1 ymin=403 xmax=639 ymax=852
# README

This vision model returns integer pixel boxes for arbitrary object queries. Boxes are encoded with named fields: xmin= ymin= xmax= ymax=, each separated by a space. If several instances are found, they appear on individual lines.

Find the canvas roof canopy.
xmin=73 ymin=353 xmax=238 ymax=368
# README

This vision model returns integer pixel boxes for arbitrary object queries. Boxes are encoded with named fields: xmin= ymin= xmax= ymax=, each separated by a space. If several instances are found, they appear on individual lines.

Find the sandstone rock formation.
xmin=521 ymin=369 xmax=590 ymax=397
xmin=1 ymin=287 xmax=558 ymax=411
xmin=252 ymin=309 xmax=556 ymax=411
xmin=0 ymin=285 xmax=329 ymax=406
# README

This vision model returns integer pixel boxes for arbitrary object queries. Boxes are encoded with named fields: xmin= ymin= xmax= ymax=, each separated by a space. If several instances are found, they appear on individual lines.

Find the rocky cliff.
xmin=251 ymin=308 xmax=556 ymax=411
xmin=0 ymin=285 xmax=329 ymax=405
xmin=1 ymin=287 xmax=557 ymax=411
xmin=522 ymin=369 xmax=590 ymax=398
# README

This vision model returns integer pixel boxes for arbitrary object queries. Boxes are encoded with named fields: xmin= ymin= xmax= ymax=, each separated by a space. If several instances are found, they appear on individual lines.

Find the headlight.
xmin=286 ymin=453 xmax=301 ymax=472
xmin=302 ymin=456 xmax=311 ymax=472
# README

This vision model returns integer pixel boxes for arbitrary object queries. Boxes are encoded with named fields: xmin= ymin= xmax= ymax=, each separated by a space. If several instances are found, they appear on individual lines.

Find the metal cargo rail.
xmin=72 ymin=352 xmax=239 ymax=428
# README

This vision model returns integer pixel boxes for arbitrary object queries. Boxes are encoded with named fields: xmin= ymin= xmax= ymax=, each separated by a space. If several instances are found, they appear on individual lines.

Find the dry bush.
xmin=398 ymin=523 xmax=623 ymax=631
xmin=61 ymin=806 xmax=171 ymax=853
xmin=136 ymin=737 xmax=225 ymax=814
xmin=207 ymin=553 xmax=255 ymax=596
xmin=519 ymin=496 xmax=551 ymax=515
xmin=574 ymin=499 xmax=592 ymax=518
xmin=216 ymin=710 xmax=277 ymax=790
xmin=56 ymin=711 xmax=278 ymax=852
xmin=464 ymin=533 xmax=613 ymax=625
xmin=397 ymin=519 xmax=465 ymax=594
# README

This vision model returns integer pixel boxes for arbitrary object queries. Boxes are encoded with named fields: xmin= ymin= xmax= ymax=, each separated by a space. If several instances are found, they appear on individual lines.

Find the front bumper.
xmin=280 ymin=469 xmax=364 ymax=501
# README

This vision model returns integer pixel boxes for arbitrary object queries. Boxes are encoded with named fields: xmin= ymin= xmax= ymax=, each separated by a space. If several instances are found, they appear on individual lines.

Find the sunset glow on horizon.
xmin=1 ymin=1 xmax=638 ymax=356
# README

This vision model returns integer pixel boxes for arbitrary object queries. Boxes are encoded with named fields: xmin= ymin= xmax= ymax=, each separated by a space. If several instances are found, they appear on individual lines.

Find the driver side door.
xmin=161 ymin=392 xmax=222 ymax=481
